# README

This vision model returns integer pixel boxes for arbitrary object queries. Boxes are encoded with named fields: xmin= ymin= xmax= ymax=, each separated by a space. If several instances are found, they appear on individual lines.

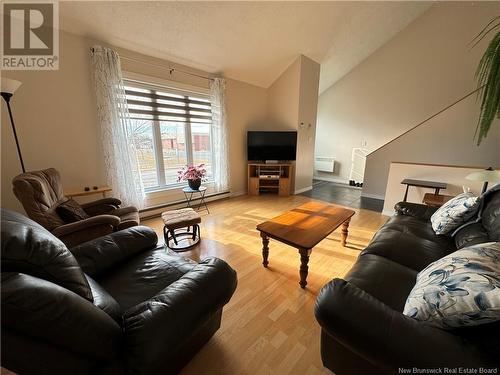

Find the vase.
xmin=188 ymin=179 xmax=201 ymax=190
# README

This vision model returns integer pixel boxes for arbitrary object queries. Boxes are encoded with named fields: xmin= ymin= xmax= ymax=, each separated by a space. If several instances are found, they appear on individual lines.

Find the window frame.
xmin=122 ymin=73 xmax=215 ymax=193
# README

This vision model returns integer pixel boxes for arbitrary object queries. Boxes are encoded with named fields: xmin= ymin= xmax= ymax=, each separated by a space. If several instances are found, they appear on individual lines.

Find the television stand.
xmin=248 ymin=163 xmax=294 ymax=196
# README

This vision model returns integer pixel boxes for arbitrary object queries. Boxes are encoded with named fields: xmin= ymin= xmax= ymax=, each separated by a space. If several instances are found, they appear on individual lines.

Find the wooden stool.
xmin=422 ymin=193 xmax=454 ymax=208
xmin=161 ymin=208 xmax=201 ymax=252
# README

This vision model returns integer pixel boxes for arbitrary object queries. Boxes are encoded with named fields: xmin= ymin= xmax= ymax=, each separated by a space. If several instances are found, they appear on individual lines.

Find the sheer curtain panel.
xmin=90 ymin=45 xmax=145 ymax=208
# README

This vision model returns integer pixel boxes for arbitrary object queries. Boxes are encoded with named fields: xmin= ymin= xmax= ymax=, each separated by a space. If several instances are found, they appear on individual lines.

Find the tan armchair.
xmin=12 ymin=168 xmax=140 ymax=247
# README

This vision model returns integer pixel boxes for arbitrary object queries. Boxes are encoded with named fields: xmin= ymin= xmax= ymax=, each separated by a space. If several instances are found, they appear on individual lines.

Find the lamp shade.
xmin=1 ymin=78 xmax=22 ymax=95
xmin=466 ymin=169 xmax=500 ymax=183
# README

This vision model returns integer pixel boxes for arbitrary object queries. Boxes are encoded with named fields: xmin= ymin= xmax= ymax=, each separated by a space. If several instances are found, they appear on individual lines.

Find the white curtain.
xmin=210 ymin=78 xmax=230 ymax=193
xmin=90 ymin=45 xmax=144 ymax=208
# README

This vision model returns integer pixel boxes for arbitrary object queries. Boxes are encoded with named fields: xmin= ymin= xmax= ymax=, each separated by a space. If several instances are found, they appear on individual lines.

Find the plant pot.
xmin=188 ymin=179 xmax=201 ymax=190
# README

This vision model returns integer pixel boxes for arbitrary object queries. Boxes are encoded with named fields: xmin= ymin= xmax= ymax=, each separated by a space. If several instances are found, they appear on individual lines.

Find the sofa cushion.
xmin=454 ymin=223 xmax=490 ymax=249
xmin=56 ymin=199 xmax=90 ymax=223
xmin=70 ymin=226 xmax=158 ymax=278
xmin=108 ymin=207 xmax=140 ymax=231
xmin=97 ymin=247 xmax=196 ymax=312
xmin=481 ymin=190 xmax=500 ymax=241
xmin=12 ymin=168 xmax=67 ymax=231
xmin=430 ymin=193 xmax=480 ymax=235
xmin=363 ymin=215 xmax=454 ymax=271
xmin=1 ymin=209 xmax=93 ymax=302
xmin=403 ymin=242 xmax=500 ymax=329
xmin=85 ymin=274 xmax=121 ymax=322
xmin=345 ymin=253 xmax=418 ymax=312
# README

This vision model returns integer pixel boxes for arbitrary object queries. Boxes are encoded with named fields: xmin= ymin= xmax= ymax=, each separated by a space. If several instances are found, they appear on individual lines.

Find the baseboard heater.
xmin=140 ymin=191 xmax=230 ymax=219
xmin=315 ymin=157 xmax=335 ymax=172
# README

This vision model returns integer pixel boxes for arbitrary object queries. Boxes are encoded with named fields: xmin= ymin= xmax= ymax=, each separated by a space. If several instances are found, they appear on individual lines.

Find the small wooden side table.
xmin=422 ymin=193 xmax=454 ymax=208
xmin=65 ymin=186 xmax=112 ymax=199
xmin=401 ymin=179 xmax=447 ymax=202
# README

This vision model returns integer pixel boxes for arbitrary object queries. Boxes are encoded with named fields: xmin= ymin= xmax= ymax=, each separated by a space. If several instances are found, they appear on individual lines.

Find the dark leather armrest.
xmin=123 ymin=257 xmax=237 ymax=374
xmin=52 ymin=215 xmax=120 ymax=237
xmin=70 ymin=226 xmax=158 ymax=277
xmin=81 ymin=197 xmax=122 ymax=209
xmin=394 ymin=201 xmax=437 ymax=221
xmin=1 ymin=273 xmax=121 ymax=361
xmin=315 ymin=279 xmax=493 ymax=372
xmin=81 ymin=198 xmax=122 ymax=215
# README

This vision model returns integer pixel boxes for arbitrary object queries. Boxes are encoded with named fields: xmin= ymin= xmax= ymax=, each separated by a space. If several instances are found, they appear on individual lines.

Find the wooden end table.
xmin=256 ymin=201 xmax=355 ymax=288
xmin=65 ymin=186 xmax=112 ymax=199
xmin=400 ymin=179 xmax=447 ymax=202
xmin=422 ymin=193 xmax=454 ymax=207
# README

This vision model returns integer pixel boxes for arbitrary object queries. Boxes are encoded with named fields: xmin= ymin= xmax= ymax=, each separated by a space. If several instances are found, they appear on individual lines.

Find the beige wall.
xmin=226 ymin=79 xmax=268 ymax=195
xmin=267 ymin=58 xmax=300 ymax=131
xmin=266 ymin=55 xmax=320 ymax=193
xmin=1 ymin=30 xmax=269 ymax=212
xmin=315 ymin=2 xmax=500 ymax=187
xmin=296 ymin=56 xmax=320 ymax=193
xmin=363 ymin=95 xmax=500 ymax=200
xmin=1 ymin=32 xmax=101 ymax=213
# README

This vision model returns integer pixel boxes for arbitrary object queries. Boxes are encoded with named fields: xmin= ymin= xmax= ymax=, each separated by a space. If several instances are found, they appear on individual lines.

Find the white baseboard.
xmin=140 ymin=192 xmax=231 ymax=219
xmin=382 ymin=209 xmax=395 ymax=217
xmin=294 ymin=186 xmax=313 ymax=194
xmin=230 ymin=190 xmax=246 ymax=197
xmin=361 ymin=192 xmax=385 ymax=200
xmin=313 ymin=176 xmax=350 ymax=185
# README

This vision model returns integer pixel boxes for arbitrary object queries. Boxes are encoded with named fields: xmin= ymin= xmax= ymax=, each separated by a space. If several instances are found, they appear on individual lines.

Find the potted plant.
xmin=473 ymin=16 xmax=500 ymax=145
xmin=177 ymin=164 xmax=207 ymax=190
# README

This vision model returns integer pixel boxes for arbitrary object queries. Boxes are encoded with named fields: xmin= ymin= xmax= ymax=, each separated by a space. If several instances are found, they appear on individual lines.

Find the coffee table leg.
xmin=260 ymin=232 xmax=269 ymax=268
xmin=298 ymin=248 xmax=312 ymax=289
xmin=341 ymin=218 xmax=350 ymax=247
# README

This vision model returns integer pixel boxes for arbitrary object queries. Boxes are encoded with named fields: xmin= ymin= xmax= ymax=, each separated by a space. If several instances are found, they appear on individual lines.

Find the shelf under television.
xmin=248 ymin=163 xmax=294 ymax=196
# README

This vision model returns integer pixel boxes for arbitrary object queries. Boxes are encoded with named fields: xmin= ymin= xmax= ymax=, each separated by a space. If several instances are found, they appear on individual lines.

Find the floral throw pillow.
xmin=403 ymin=242 xmax=500 ymax=329
xmin=430 ymin=192 xmax=480 ymax=235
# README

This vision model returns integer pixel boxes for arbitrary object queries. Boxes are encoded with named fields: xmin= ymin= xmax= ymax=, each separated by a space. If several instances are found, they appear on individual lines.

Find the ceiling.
xmin=59 ymin=1 xmax=432 ymax=93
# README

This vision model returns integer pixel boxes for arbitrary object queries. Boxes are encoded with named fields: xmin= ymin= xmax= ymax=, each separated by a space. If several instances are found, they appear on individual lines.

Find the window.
xmin=124 ymin=80 xmax=213 ymax=191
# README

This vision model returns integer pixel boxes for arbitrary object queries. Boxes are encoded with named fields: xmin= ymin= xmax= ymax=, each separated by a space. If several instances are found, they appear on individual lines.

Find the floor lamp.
xmin=1 ymin=78 xmax=25 ymax=173
xmin=466 ymin=167 xmax=500 ymax=194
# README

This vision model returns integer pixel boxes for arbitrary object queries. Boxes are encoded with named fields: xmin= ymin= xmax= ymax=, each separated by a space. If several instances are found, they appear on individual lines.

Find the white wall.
xmin=382 ymin=162 xmax=495 ymax=216
xmin=1 ymin=30 xmax=269 ymax=212
xmin=315 ymin=2 xmax=500 ymax=187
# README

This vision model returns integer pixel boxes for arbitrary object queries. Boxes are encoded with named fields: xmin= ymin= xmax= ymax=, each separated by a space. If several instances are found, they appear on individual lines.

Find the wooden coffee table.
xmin=256 ymin=201 xmax=355 ymax=288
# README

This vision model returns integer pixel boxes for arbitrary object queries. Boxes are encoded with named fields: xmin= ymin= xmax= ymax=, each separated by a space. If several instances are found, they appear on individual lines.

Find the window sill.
xmin=145 ymin=181 xmax=215 ymax=195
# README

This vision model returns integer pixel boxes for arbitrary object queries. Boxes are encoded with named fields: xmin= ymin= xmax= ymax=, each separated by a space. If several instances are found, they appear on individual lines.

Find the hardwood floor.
xmin=143 ymin=194 xmax=388 ymax=375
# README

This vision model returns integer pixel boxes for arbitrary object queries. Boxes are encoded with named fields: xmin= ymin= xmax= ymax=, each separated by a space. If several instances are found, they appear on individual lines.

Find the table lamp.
xmin=1 ymin=77 xmax=25 ymax=173
xmin=466 ymin=167 xmax=500 ymax=194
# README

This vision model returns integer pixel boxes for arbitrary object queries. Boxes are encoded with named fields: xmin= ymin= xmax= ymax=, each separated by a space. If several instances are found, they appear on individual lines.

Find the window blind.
xmin=124 ymin=81 xmax=212 ymax=124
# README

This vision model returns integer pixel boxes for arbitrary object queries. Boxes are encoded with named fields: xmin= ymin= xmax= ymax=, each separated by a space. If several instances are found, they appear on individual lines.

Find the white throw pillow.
xmin=403 ymin=242 xmax=500 ymax=329
xmin=430 ymin=192 xmax=480 ymax=235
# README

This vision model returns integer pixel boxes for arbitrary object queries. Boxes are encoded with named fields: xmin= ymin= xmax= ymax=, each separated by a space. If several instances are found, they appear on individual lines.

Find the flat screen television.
xmin=247 ymin=131 xmax=297 ymax=161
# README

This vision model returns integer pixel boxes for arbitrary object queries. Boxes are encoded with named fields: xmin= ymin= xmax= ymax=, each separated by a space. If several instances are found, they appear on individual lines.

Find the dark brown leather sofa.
xmin=315 ymin=189 xmax=500 ymax=374
xmin=1 ymin=209 xmax=237 ymax=375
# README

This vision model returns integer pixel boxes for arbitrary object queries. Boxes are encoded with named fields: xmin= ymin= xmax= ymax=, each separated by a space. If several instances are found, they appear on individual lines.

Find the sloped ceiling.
xmin=59 ymin=1 xmax=432 ymax=92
